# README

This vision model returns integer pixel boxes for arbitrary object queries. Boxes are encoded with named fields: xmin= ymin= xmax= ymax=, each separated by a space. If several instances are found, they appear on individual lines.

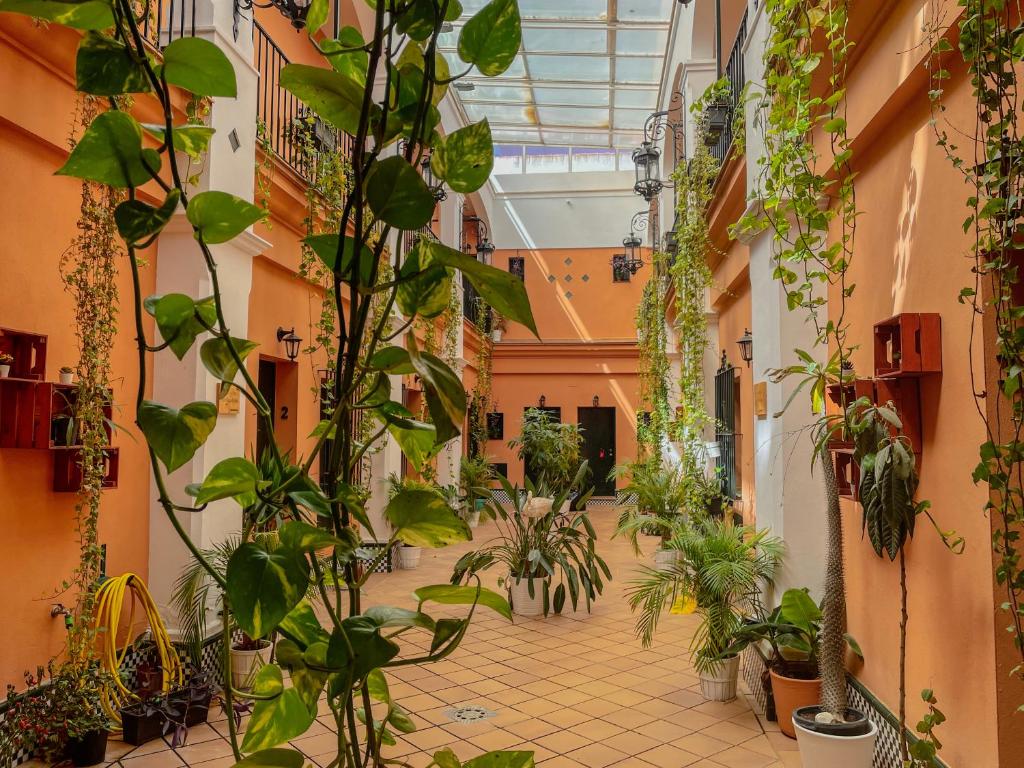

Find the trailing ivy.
xmin=926 ymin=0 xmax=1024 ymax=696
xmin=636 ymin=250 xmax=672 ymax=455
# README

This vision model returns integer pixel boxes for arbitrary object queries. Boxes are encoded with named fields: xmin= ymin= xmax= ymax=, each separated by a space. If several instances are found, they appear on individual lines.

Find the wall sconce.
xmin=593 ymin=395 xmax=600 ymax=407
xmin=277 ymin=327 xmax=302 ymax=361
xmin=538 ymin=395 xmax=546 ymax=407
xmin=737 ymin=328 xmax=753 ymax=368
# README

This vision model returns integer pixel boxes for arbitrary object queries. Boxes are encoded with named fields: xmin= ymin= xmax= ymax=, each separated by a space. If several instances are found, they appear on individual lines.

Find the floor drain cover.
xmin=446 ymin=705 xmax=496 ymax=723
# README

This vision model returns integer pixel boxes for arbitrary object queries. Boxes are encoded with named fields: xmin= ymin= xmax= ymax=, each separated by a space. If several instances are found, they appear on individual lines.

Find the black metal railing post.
xmin=711 ymin=8 xmax=748 ymax=164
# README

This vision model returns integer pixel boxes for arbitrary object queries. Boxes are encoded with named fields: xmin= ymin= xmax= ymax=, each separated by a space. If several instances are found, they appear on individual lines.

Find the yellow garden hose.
xmin=94 ymin=573 xmax=184 ymax=725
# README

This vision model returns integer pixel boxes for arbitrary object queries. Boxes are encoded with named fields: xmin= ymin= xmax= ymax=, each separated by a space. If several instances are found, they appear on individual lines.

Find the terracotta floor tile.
xmin=122 ymin=750 xmax=185 ymax=768
xmin=603 ymin=730 xmax=662 ymax=755
xmin=673 ymin=732 xmax=734 ymax=757
xmin=700 ymin=722 xmax=762 ymax=746
xmin=534 ymin=730 xmax=592 ymax=754
xmin=503 ymin=718 xmax=561 ymax=740
xmin=466 ymin=728 xmax=524 ymax=752
xmin=568 ymin=718 xmax=625 ymax=741
xmin=539 ymin=708 xmax=591 ymax=729
xmin=537 ymin=756 xmax=586 ymax=768
xmin=712 ymin=746 xmax=778 ymax=768
xmin=565 ymin=742 xmax=629 ymax=768
xmin=637 ymin=743 xmax=703 ymax=767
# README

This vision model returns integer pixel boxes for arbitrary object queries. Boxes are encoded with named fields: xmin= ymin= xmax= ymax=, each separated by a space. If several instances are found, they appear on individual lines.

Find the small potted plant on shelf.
xmin=59 ymin=365 xmax=75 ymax=385
xmin=491 ymin=313 xmax=507 ymax=342
xmin=0 ymin=351 xmax=12 ymax=377
xmin=699 ymin=76 xmax=732 ymax=146
xmin=452 ymin=469 xmax=610 ymax=618
xmin=627 ymin=516 xmax=783 ymax=702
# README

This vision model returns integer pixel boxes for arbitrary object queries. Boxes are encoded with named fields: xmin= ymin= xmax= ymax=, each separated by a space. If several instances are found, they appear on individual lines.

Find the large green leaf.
xmin=365 ymin=156 xmax=435 ymax=230
xmin=322 ymin=27 xmax=369 ymax=84
xmin=280 ymin=64 xmax=367 ymax=136
xmin=369 ymin=347 xmax=416 ymax=375
xmin=421 ymin=240 xmax=537 ymax=336
xmin=138 ymin=400 xmax=217 ymax=473
xmin=142 ymin=123 xmax=215 ymax=160
xmin=304 ymin=0 xmax=328 ymax=32
xmin=143 ymin=292 xmax=217 ymax=360
xmin=200 ymin=336 xmax=259 ymax=383
xmin=408 ymin=344 xmax=467 ymax=442
xmin=278 ymin=600 xmax=330 ymax=648
xmin=431 ymin=120 xmax=493 ymax=194
xmin=0 ymin=0 xmax=113 ymax=29
xmin=465 ymin=753 xmax=535 ymax=768
xmin=397 ymin=244 xmax=451 ymax=318
xmin=194 ymin=457 xmax=259 ymax=506
xmin=239 ymin=665 xmax=315 ymax=752
xmin=779 ymin=588 xmax=820 ymax=633
xmin=116 ymin=190 xmax=181 ymax=247
xmin=186 ymin=191 xmax=264 ymax=244
xmin=326 ymin=616 xmax=400 ymax=680
xmin=279 ymin=520 xmax=356 ymax=555
xmin=458 ymin=0 xmax=521 ymax=76
xmin=386 ymin=418 xmax=440 ymax=470
xmin=275 ymin=638 xmax=328 ymax=716
xmin=57 ymin=111 xmax=160 ymax=188
xmin=304 ymin=233 xmax=373 ymax=284
xmin=76 ymin=32 xmax=151 ymax=95
xmin=386 ymin=489 xmax=471 ymax=548
xmin=363 ymin=605 xmax=435 ymax=631
xmin=230 ymin=749 xmax=306 ymax=768
xmin=415 ymin=584 xmax=513 ymax=621
xmin=162 ymin=37 xmax=237 ymax=97
xmin=227 ymin=543 xmax=310 ymax=639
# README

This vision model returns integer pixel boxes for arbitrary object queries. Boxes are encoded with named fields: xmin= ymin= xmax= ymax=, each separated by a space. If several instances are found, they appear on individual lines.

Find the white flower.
xmin=522 ymin=495 xmax=554 ymax=519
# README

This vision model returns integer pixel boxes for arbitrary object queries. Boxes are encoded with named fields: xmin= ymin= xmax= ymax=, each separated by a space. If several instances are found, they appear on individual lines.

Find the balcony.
xmin=709 ymin=8 xmax=748 ymax=165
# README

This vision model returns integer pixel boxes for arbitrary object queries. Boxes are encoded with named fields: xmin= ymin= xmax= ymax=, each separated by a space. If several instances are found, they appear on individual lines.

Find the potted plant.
xmin=509 ymin=408 xmax=586 ymax=500
xmin=386 ymin=474 xmax=445 ymax=569
xmin=452 ymin=469 xmax=610 ymax=618
xmin=459 ymin=455 xmax=494 ymax=529
xmin=612 ymin=458 xmax=686 ymax=567
xmin=54 ymin=665 xmax=112 ymax=767
xmin=491 ymin=314 xmax=507 ymax=342
xmin=627 ymin=517 xmax=783 ymax=701
xmin=230 ymin=633 xmax=273 ymax=691
xmin=700 ymin=77 xmax=732 ymax=146
xmin=121 ymin=671 xmax=215 ymax=747
xmin=59 ymin=365 xmax=75 ymax=385
xmin=0 ymin=351 xmax=12 ymax=377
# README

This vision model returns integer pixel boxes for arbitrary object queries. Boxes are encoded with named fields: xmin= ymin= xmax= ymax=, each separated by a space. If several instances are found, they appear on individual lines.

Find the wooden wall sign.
xmin=218 ymin=386 xmax=240 ymax=415
xmin=754 ymin=381 xmax=768 ymax=419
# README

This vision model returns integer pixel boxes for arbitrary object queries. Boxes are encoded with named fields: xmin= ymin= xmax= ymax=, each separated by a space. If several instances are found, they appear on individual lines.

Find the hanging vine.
xmin=58 ymin=94 xmax=122 ymax=675
xmin=670 ymin=132 xmax=718 ymax=514
xmin=635 ymin=251 xmax=671 ymax=455
xmin=469 ymin=297 xmax=495 ymax=456
xmin=926 ymin=0 xmax=1024 ymax=690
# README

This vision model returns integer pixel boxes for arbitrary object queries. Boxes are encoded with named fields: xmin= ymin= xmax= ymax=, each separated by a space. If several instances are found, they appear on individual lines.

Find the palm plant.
xmin=459 ymin=455 xmax=495 ymax=522
xmin=451 ymin=469 xmax=611 ymax=616
xmin=627 ymin=516 xmax=783 ymax=674
xmin=612 ymin=457 xmax=687 ymax=551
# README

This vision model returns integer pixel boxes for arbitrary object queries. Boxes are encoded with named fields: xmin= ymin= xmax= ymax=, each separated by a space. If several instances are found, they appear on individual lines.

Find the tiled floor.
xmin=35 ymin=507 xmax=802 ymax=768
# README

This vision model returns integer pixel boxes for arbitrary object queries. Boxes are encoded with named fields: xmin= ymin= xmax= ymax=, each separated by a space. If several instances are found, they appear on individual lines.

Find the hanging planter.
xmin=703 ymin=101 xmax=731 ymax=145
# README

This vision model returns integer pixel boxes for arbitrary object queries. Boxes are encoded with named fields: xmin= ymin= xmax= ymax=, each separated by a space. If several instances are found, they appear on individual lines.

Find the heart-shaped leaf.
xmin=386 ymin=489 xmax=471 ymax=548
xmin=162 ymin=37 xmax=237 ymax=97
xmin=239 ymin=665 xmax=315 ymax=751
xmin=431 ymin=120 xmax=493 ymax=194
xmin=458 ymin=0 xmax=521 ymax=77
xmin=143 ymin=292 xmax=217 ymax=360
xmin=227 ymin=543 xmax=310 ymax=639
xmin=142 ymin=123 xmax=216 ymax=160
xmin=365 ymin=156 xmax=435 ymax=230
xmin=76 ymin=32 xmax=151 ymax=95
xmin=230 ymin=748 xmax=306 ymax=768
xmin=326 ymin=616 xmax=400 ymax=680
xmin=414 ymin=584 xmax=513 ymax=621
xmin=0 ymin=0 xmax=114 ymax=29
xmin=57 ymin=111 xmax=160 ymax=188
xmin=138 ymin=400 xmax=217 ymax=473
xmin=194 ymin=457 xmax=259 ymax=506
xmin=186 ymin=191 xmax=264 ymax=244
xmin=280 ymin=64 xmax=368 ymax=136
xmin=464 ymin=752 xmax=535 ymax=768
xmin=116 ymin=190 xmax=181 ymax=247
xmin=200 ymin=336 xmax=258 ymax=383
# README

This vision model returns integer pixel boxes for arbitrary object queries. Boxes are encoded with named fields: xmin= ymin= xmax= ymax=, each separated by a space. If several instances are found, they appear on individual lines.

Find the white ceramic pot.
xmin=491 ymin=329 xmax=503 ymax=342
xmin=467 ymin=509 xmax=481 ymax=529
xmin=508 ymin=576 xmax=547 ymax=617
xmin=230 ymin=640 xmax=272 ymax=691
xmin=0 ymin=365 xmax=9 ymax=378
xmin=654 ymin=547 xmax=679 ymax=572
xmin=794 ymin=716 xmax=878 ymax=767
xmin=59 ymin=372 xmax=74 ymax=385
xmin=398 ymin=546 xmax=421 ymax=569
xmin=638 ymin=534 xmax=663 ymax=555
xmin=699 ymin=655 xmax=740 ymax=701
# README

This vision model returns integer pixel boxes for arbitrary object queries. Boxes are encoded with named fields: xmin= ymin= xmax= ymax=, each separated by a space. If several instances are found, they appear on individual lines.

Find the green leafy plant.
xmin=627 ymin=517 xmax=783 ymax=674
xmin=459 ymin=454 xmax=495 ymax=521
xmin=509 ymin=407 xmax=586 ymax=496
xmin=908 ymin=689 xmax=946 ymax=767
xmin=0 ymin=0 xmax=541 ymax=764
xmin=612 ymin=457 xmax=687 ymax=550
xmin=451 ymin=471 xmax=610 ymax=616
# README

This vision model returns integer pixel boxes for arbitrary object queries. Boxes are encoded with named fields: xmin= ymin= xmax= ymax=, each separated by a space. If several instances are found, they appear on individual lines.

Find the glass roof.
xmin=440 ymin=0 xmax=673 ymax=148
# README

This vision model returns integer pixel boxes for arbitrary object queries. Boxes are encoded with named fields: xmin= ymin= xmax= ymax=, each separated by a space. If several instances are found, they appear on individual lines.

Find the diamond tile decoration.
xmin=565 ymin=290 xmax=574 ymax=299
xmin=582 ymin=274 xmax=590 ymax=282
xmin=565 ymin=274 xmax=573 ymax=282
xmin=564 ymin=257 xmax=573 ymax=266
xmin=548 ymin=274 xmax=556 ymax=283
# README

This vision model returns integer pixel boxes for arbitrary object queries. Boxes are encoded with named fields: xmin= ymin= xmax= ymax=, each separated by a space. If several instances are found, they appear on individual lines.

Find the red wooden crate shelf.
xmin=53 ymin=446 xmax=119 ymax=492
xmin=873 ymin=313 xmax=942 ymax=378
xmin=874 ymin=378 xmax=923 ymax=457
xmin=826 ymin=378 xmax=875 ymax=450
xmin=46 ymin=383 xmax=113 ymax=449
xmin=834 ymin=449 xmax=859 ymax=501
xmin=0 ymin=327 xmax=47 ymax=381
xmin=0 ymin=378 xmax=53 ymax=448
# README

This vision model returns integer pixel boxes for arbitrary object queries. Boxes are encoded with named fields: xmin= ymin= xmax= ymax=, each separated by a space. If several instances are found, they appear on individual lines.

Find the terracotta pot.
xmin=770 ymin=668 xmax=821 ymax=738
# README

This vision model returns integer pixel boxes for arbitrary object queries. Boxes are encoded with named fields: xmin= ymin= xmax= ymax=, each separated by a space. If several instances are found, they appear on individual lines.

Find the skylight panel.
xmin=528 ymin=54 xmax=610 ymax=82
xmin=537 ymin=106 xmax=609 ymax=128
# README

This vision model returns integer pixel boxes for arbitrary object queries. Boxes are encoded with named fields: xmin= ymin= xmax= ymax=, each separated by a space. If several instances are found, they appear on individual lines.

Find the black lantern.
xmin=476 ymin=238 xmax=495 ymax=265
xmin=737 ymin=328 xmax=753 ymax=367
xmin=420 ymin=155 xmax=448 ymax=202
xmin=235 ymin=0 xmax=314 ymax=29
xmin=632 ymin=141 xmax=662 ymax=202
xmin=538 ymin=395 xmax=546 ymax=407
xmin=277 ymin=327 xmax=302 ymax=361
xmin=462 ymin=210 xmax=495 ymax=264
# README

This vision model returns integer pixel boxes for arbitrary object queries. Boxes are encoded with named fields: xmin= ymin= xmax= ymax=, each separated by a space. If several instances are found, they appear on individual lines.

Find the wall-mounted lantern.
xmin=592 ymin=395 xmax=600 ymax=407
xmin=538 ymin=395 xmax=546 ymax=408
xmin=632 ymin=141 xmax=662 ymax=202
xmin=736 ymin=328 xmax=753 ymax=368
xmin=277 ymin=327 xmax=302 ymax=361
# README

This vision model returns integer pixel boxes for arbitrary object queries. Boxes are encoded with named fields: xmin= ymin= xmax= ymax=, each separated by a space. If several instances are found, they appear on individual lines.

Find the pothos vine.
xmin=926 ymin=0 xmax=1024 ymax=697
xmin=635 ymin=251 xmax=672 ymax=456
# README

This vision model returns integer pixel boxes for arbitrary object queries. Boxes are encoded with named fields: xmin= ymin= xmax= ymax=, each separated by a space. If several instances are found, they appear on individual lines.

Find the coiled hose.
xmin=94 ymin=573 xmax=184 ymax=725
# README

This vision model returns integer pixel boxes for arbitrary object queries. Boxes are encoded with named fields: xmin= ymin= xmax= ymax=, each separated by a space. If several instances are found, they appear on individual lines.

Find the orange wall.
xmin=0 ymin=17 xmax=158 ymax=688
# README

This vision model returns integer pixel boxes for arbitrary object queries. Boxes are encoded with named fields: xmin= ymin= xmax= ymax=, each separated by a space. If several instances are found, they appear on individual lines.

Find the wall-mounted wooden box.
xmin=0 ymin=327 xmax=47 ymax=381
xmin=53 ymin=446 xmax=119 ymax=492
xmin=874 ymin=378 xmax=923 ymax=456
xmin=46 ymin=383 xmax=113 ymax=449
xmin=826 ymin=378 xmax=875 ymax=450
xmin=873 ymin=313 xmax=942 ymax=378
xmin=834 ymin=450 xmax=859 ymax=501
xmin=0 ymin=379 xmax=50 ymax=448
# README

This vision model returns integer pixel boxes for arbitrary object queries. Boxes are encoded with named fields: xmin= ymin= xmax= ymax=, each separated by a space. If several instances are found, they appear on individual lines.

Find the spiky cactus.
xmin=818 ymin=445 xmax=849 ymax=719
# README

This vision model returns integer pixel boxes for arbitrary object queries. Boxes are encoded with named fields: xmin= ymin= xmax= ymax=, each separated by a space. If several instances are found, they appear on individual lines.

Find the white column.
xmin=147 ymin=0 xmax=267 ymax=627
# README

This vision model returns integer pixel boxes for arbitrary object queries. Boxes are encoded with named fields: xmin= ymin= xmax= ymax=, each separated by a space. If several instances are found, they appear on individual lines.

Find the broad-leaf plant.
xmin=0 ymin=0 xmax=539 ymax=765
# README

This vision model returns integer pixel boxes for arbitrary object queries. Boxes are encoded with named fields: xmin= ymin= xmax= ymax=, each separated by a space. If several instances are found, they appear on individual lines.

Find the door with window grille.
xmin=714 ymin=355 xmax=739 ymax=499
